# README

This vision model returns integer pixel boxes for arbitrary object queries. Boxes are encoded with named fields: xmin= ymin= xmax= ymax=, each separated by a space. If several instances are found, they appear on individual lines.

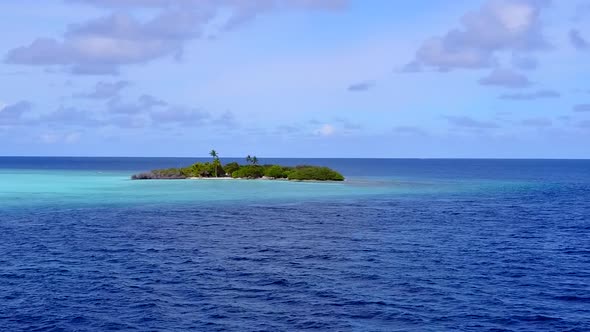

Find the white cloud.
xmin=316 ymin=124 xmax=335 ymax=136
xmin=5 ymin=1 xmax=347 ymax=74
xmin=404 ymin=0 xmax=550 ymax=72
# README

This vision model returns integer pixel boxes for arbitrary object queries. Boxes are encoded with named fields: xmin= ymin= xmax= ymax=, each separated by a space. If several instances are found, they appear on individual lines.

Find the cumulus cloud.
xmin=404 ymin=0 xmax=550 ymax=72
xmin=479 ymin=68 xmax=531 ymax=88
xmin=499 ymin=89 xmax=559 ymax=100
xmin=573 ymin=104 xmax=590 ymax=112
xmin=444 ymin=115 xmax=500 ymax=128
xmin=74 ymin=80 xmax=130 ymax=99
xmin=5 ymin=12 xmax=207 ymax=74
xmin=569 ymin=29 xmax=589 ymax=50
xmin=347 ymin=80 xmax=375 ymax=92
xmin=5 ymin=1 xmax=346 ymax=74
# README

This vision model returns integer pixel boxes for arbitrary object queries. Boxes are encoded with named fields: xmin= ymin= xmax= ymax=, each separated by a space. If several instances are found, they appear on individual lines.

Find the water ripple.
xmin=1 ymin=186 xmax=589 ymax=331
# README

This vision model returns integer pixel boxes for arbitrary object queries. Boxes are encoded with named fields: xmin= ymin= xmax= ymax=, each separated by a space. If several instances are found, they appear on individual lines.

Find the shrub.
xmin=223 ymin=162 xmax=240 ymax=176
xmin=179 ymin=162 xmax=225 ymax=177
xmin=131 ymin=162 xmax=344 ymax=181
xmin=131 ymin=168 xmax=186 ymax=179
xmin=264 ymin=165 xmax=288 ymax=178
xmin=287 ymin=166 xmax=344 ymax=181
xmin=232 ymin=165 xmax=265 ymax=179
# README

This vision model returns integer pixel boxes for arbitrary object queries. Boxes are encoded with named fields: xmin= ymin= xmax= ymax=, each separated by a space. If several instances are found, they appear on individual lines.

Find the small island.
xmin=132 ymin=150 xmax=345 ymax=181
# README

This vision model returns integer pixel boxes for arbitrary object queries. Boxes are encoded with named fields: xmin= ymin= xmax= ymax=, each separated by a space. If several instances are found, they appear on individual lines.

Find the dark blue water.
xmin=1 ymin=158 xmax=589 ymax=331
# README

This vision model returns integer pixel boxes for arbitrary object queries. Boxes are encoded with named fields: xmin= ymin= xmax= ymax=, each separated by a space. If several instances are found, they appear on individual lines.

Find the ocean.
xmin=1 ymin=157 xmax=589 ymax=331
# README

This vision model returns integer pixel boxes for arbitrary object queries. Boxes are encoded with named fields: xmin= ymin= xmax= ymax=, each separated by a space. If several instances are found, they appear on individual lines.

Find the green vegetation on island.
xmin=131 ymin=151 xmax=345 ymax=181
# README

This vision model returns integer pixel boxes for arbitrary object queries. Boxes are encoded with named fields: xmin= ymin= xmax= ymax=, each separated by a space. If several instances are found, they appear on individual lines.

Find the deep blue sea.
xmin=1 ymin=157 xmax=589 ymax=331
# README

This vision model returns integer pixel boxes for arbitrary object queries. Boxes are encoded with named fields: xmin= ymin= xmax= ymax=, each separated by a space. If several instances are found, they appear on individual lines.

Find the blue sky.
xmin=0 ymin=0 xmax=589 ymax=158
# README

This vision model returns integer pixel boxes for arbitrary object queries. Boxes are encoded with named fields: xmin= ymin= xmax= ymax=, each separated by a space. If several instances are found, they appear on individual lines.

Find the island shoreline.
xmin=131 ymin=150 xmax=346 ymax=182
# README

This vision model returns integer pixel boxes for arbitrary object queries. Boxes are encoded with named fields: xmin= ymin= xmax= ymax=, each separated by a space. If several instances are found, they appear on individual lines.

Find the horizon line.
xmin=1 ymin=155 xmax=589 ymax=161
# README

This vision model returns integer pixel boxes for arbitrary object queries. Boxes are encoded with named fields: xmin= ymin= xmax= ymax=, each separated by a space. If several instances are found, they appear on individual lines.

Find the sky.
xmin=0 ymin=0 xmax=589 ymax=158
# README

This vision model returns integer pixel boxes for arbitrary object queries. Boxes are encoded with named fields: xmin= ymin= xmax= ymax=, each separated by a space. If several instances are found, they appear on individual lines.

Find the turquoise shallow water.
xmin=2 ymin=157 xmax=587 ymax=211
xmin=1 ymin=158 xmax=589 ymax=331
xmin=0 ymin=168 xmax=531 ymax=210
xmin=3 ymin=156 xmax=568 ymax=210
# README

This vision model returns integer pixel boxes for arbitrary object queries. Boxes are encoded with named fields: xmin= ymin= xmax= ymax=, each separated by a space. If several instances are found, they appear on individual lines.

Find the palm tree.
xmin=251 ymin=156 xmax=259 ymax=165
xmin=246 ymin=155 xmax=252 ymax=164
xmin=209 ymin=149 xmax=219 ymax=177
